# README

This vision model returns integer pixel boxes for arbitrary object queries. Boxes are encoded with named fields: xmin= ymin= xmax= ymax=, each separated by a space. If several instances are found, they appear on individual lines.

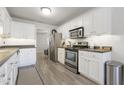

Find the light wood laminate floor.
xmin=17 ymin=66 xmax=43 ymax=85
xmin=35 ymin=53 xmax=96 ymax=85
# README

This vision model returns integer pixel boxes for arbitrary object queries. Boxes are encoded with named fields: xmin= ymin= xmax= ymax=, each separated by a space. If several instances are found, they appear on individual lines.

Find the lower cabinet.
xmin=79 ymin=51 xmax=111 ymax=84
xmin=88 ymin=59 xmax=99 ymax=82
xmin=79 ymin=56 xmax=89 ymax=76
xmin=0 ymin=51 xmax=19 ymax=85
xmin=58 ymin=48 xmax=65 ymax=64
xmin=18 ymin=48 xmax=36 ymax=67
xmin=0 ymin=64 xmax=6 ymax=85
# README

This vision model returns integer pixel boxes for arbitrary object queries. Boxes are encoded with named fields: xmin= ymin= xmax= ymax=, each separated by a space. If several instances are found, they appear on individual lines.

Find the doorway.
xmin=36 ymin=31 xmax=49 ymax=54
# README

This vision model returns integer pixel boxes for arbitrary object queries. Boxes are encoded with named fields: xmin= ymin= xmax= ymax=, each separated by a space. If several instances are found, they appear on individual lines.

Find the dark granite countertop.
xmin=79 ymin=48 xmax=112 ymax=53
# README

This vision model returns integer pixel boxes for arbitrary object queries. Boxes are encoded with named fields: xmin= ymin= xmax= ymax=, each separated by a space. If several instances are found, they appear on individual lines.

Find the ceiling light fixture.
xmin=41 ymin=7 xmax=51 ymax=15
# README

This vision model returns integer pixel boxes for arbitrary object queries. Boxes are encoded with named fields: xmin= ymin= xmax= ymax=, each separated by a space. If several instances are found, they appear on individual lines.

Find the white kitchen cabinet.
xmin=0 ymin=64 xmax=6 ymax=85
xmin=57 ymin=8 xmax=112 ymax=38
xmin=81 ymin=10 xmax=94 ymax=36
xmin=5 ymin=52 xmax=19 ymax=85
xmin=4 ymin=16 xmax=12 ymax=36
xmin=11 ymin=21 xmax=36 ymax=39
xmin=79 ymin=56 xmax=89 ymax=76
xmin=58 ymin=48 xmax=65 ymax=64
xmin=88 ymin=59 xmax=99 ymax=82
xmin=79 ymin=50 xmax=111 ymax=84
xmin=58 ymin=24 xmax=69 ymax=40
xmin=69 ymin=16 xmax=83 ymax=29
xmin=0 ymin=8 xmax=5 ymax=22
xmin=61 ymin=25 xmax=67 ymax=39
xmin=0 ymin=51 xmax=19 ymax=85
xmin=93 ymin=8 xmax=111 ymax=35
xmin=82 ymin=8 xmax=111 ymax=36
xmin=57 ymin=15 xmax=83 ymax=40
xmin=0 ymin=8 xmax=12 ymax=36
xmin=3 ymin=8 xmax=12 ymax=36
xmin=18 ymin=48 xmax=36 ymax=67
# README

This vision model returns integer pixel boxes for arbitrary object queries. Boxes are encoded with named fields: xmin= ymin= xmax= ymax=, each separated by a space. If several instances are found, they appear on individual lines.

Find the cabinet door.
xmin=69 ymin=16 xmax=83 ymax=29
xmin=89 ymin=59 xmax=99 ymax=82
xmin=11 ymin=21 xmax=36 ymax=39
xmin=93 ymin=8 xmax=111 ymax=35
xmin=83 ymin=11 xmax=93 ymax=36
xmin=11 ymin=21 xmax=23 ymax=38
xmin=79 ymin=56 xmax=89 ymax=76
xmin=0 ymin=8 xmax=11 ymax=36
xmin=62 ymin=24 xmax=69 ymax=39
xmin=58 ymin=48 xmax=65 ymax=64
xmin=18 ymin=48 xmax=36 ymax=67
xmin=3 ymin=14 xmax=11 ymax=36
xmin=0 ymin=65 xmax=6 ymax=85
xmin=0 ymin=8 xmax=5 ymax=22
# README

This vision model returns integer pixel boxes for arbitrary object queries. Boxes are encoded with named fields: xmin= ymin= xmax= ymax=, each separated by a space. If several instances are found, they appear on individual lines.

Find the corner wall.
xmin=111 ymin=8 xmax=124 ymax=63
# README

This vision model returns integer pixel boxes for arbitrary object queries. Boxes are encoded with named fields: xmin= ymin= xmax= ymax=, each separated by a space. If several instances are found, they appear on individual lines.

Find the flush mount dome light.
xmin=41 ymin=7 xmax=51 ymax=15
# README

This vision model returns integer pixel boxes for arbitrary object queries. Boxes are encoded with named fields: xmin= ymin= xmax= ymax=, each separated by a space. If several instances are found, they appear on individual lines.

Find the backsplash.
xmin=0 ymin=38 xmax=36 ymax=47
xmin=64 ymin=34 xmax=120 ymax=47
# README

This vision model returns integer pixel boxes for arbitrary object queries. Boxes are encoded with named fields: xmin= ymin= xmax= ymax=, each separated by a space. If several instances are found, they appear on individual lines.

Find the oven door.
xmin=65 ymin=50 xmax=77 ymax=66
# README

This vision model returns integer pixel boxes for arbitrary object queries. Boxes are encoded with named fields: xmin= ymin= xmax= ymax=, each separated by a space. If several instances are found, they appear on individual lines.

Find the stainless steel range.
xmin=65 ymin=42 xmax=88 ymax=74
xmin=65 ymin=48 xmax=78 ymax=73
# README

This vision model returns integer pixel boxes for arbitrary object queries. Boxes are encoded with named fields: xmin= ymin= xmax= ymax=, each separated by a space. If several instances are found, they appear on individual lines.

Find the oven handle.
xmin=66 ymin=50 xmax=78 ymax=54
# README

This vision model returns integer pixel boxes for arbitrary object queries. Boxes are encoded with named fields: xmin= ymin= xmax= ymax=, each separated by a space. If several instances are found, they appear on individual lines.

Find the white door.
xmin=36 ymin=31 xmax=49 ymax=53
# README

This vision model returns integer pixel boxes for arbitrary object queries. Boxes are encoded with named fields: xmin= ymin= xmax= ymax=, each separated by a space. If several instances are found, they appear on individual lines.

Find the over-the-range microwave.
xmin=69 ymin=27 xmax=84 ymax=39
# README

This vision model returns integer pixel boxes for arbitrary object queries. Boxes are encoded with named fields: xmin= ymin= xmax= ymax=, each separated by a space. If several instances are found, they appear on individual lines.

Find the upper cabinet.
xmin=0 ymin=8 xmax=5 ymax=21
xmin=82 ymin=10 xmax=94 ymax=36
xmin=69 ymin=15 xmax=83 ymax=29
xmin=58 ymin=8 xmax=112 ymax=39
xmin=0 ymin=8 xmax=12 ymax=36
xmin=57 ymin=16 xmax=83 ymax=40
xmin=57 ymin=23 xmax=69 ymax=40
xmin=83 ymin=8 xmax=112 ymax=36
xmin=92 ymin=8 xmax=111 ymax=35
xmin=11 ymin=21 xmax=36 ymax=40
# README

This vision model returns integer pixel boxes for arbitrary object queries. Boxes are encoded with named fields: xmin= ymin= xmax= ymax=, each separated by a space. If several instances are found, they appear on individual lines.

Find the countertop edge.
xmin=58 ymin=47 xmax=112 ymax=53
xmin=0 ymin=48 xmax=19 ymax=67
xmin=78 ymin=49 xmax=112 ymax=53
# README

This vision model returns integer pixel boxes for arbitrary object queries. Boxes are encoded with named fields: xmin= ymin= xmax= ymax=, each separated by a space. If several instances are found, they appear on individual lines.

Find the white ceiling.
xmin=7 ymin=7 xmax=92 ymax=26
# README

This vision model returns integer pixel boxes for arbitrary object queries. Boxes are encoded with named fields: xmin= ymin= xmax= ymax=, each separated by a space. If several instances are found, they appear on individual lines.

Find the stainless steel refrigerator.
xmin=49 ymin=32 xmax=62 ymax=62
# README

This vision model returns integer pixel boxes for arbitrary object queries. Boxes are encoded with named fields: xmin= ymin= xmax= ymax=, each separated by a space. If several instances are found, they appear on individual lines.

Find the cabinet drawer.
xmin=89 ymin=52 xmax=102 ymax=60
xmin=79 ymin=51 xmax=103 ymax=60
xmin=79 ymin=51 xmax=90 ymax=57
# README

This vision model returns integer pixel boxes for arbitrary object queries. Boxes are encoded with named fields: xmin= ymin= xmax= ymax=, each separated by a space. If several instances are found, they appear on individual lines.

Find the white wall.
xmin=111 ymin=8 xmax=124 ymax=63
